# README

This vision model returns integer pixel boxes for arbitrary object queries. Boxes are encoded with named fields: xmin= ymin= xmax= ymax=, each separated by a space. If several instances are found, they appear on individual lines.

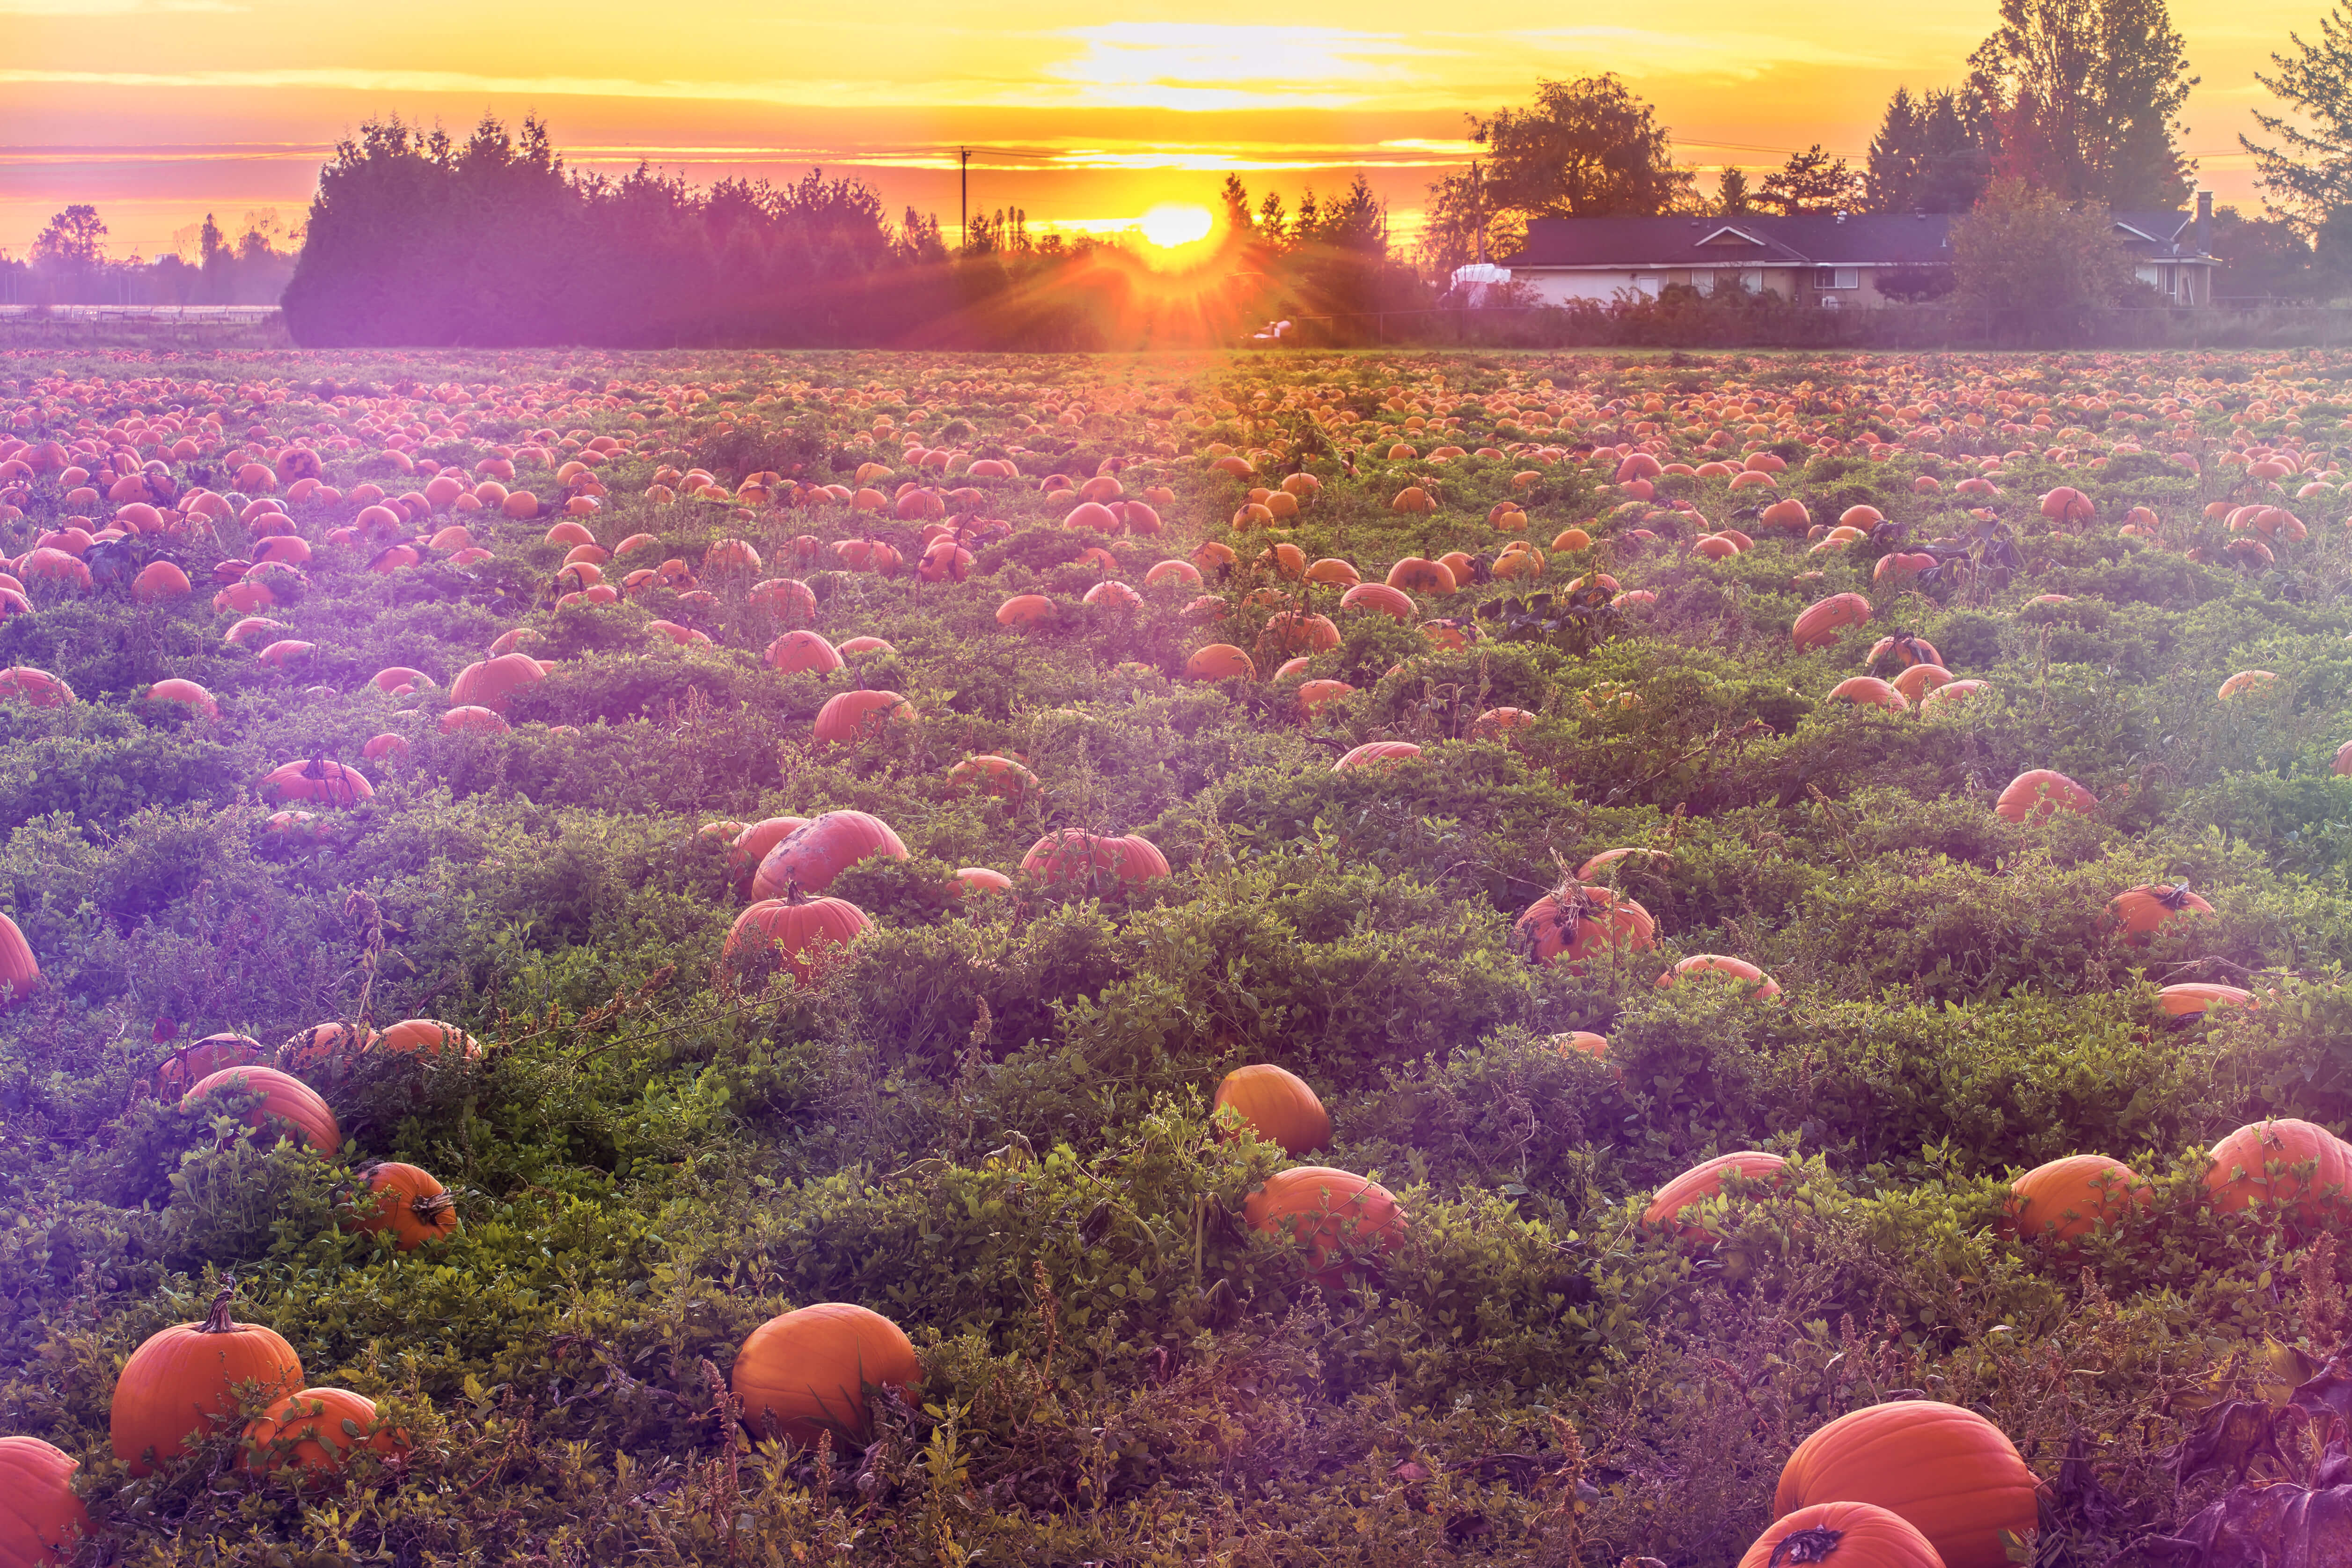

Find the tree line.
xmin=270 ymin=116 xmax=1425 ymax=349
xmin=4 ymin=205 xmax=294 ymax=308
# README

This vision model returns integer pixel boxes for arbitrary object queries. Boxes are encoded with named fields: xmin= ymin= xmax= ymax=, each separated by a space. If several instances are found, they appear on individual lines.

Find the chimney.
xmin=2196 ymin=190 xmax=2212 ymax=254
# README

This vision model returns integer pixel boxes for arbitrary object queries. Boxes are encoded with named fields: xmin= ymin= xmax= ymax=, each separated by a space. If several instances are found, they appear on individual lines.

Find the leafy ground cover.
xmin=4 ymin=346 xmax=2352 ymax=1565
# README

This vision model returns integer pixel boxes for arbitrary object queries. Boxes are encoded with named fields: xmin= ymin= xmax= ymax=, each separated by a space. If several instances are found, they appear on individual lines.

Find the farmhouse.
xmin=1484 ymin=196 xmax=2218 ymax=308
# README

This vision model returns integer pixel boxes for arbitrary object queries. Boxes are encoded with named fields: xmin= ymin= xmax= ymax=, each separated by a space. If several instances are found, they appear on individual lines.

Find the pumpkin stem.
xmin=1768 ymin=1526 xmax=1846 ymax=1567
xmin=2158 ymin=880 xmax=2194 ymax=909
xmin=414 ymin=1192 xmax=457 ymax=1221
xmin=198 ymin=1273 xmax=239 ymax=1333
xmin=785 ymin=874 xmax=807 ymax=907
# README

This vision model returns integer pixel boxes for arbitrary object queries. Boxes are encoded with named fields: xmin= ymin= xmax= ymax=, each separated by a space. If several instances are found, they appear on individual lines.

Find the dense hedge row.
xmin=2 ymin=346 xmax=2351 ymax=1564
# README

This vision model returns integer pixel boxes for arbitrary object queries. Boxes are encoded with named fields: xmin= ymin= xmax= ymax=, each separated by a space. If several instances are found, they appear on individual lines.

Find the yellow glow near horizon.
xmin=1138 ymin=203 xmax=1214 ymax=248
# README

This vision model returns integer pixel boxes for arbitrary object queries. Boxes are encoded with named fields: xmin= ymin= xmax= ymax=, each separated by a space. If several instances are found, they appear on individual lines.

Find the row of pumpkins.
xmin=6 ymin=1041 xmax=2332 ymax=1568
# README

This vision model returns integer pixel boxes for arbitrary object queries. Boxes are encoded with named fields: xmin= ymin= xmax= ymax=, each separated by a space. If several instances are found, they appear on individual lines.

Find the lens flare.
xmin=1138 ymin=203 xmax=1214 ymax=248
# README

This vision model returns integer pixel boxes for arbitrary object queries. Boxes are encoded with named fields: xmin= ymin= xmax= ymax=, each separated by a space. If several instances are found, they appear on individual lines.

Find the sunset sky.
xmin=0 ymin=0 xmax=2326 ymax=261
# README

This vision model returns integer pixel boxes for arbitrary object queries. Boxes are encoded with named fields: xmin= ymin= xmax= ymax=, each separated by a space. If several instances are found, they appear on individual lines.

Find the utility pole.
xmin=960 ymin=147 xmax=971 ymax=254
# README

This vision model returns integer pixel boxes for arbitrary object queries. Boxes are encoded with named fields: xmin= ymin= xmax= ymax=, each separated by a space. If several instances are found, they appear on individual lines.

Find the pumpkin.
xmin=153 ymin=1032 xmax=264 ymax=1095
xmin=719 ymin=886 xmax=872 ymax=990
xmin=753 ymin=810 xmax=908 ymax=898
xmin=2039 ymin=486 xmax=2094 ymax=523
xmin=2217 ymin=670 xmax=2278 ymax=701
xmin=1659 ymin=953 xmax=1782 ymax=999
xmin=377 ymin=1018 xmax=484 ymax=1058
xmin=258 ymin=758 xmax=374 ymax=807
xmin=1244 ymin=1166 xmax=1406 ymax=1282
xmin=1737 ymin=1502 xmax=1944 ymax=1568
xmin=1867 ymin=634 xmax=1942 ymax=671
xmin=1920 ymin=679 xmax=1987 ymax=712
xmin=732 ymin=1303 xmax=922 ymax=1448
xmin=1515 ymin=885 xmax=1656 ymax=968
xmin=350 ymin=1162 xmax=460 ymax=1249
xmin=1185 ymin=644 xmax=1256 ymax=682
xmin=1886 ymin=664 xmax=1952 ymax=703
xmin=1993 ymin=769 xmax=2096 ymax=823
xmin=1385 ymin=557 xmax=1455 ymax=594
xmin=2106 ymin=882 xmax=2213 ymax=943
xmin=447 ymin=652 xmax=546 ymax=713
xmin=1213 ymin=1065 xmax=1332 ymax=1155
xmin=0 ymin=913 xmax=36 ymax=1006
xmin=1577 ymin=847 xmax=1670 ymax=881
xmin=996 ymin=593 xmax=1055 ymax=627
xmin=0 ymin=668 xmax=74 ymax=708
xmin=2156 ymin=982 xmax=2255 ymax=1016
xmin=947 ymin=754 xmax=1039 ymax=805
xmin=439 ymin=704 xmax=510 ymax=734
xmin=2205 ymin=1119 xmax=2352 ymax=1227
xmin=2007 ymin=1154 xmax=2148 ymax=1242
xmin=812 ymin=689 xmax=913 ymax=744
xmin=241 ymin=1387 xmax=408 ymax=1482
xmin=182 ymin=1065 xmax=339 ymax=1152
xmin=111 ymin=1276 xmax=306 ymax=1475
xmin=1018 ymin=829 xmax=1170 ymax=886
xmin=1773 ymin=1401 xmax=2037 ymax=1568
xmin=1333 ymin=740 xmax=1421 ymax=771
xmin=952 ymin=867 xmax=1013 ymax=896
xmin=1297 ymin=679 xmax=1356 ymax=720
xmin=1340 ymin=582 xmax=1416 ymax=620
xmin=1792 ymin=593 xmax=1871 ymax=652
xmin=0 ymin=1435 xmax=92 ymax=1565
xmin=1643 ymin=1151 xmax=1790 ymax=1239
xmin=728 ymin=816 xmax=813 ymax=893
xmin=1826 ymin=677 xmax=1908 ymax=713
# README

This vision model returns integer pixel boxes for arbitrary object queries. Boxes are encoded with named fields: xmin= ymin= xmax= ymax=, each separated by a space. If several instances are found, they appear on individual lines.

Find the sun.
xmin=1137 ymin=203 xmax=1215 ymax=249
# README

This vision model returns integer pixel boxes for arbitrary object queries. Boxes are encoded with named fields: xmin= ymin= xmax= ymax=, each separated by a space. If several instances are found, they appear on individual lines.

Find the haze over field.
xmin=0 ymin=0 xmax=2317 ymax=258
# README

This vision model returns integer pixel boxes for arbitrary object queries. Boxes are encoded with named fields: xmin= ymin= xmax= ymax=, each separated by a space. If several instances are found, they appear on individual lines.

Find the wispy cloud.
xmin=0 ymin=0 xmax=241 ymax=12
xmin=1039 ymin=24 xmax=1418 ymax=110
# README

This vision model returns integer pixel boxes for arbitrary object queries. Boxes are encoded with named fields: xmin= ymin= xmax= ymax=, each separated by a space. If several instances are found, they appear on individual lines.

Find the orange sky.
xmin=0 ymin=2 xmax=2323 ymax=260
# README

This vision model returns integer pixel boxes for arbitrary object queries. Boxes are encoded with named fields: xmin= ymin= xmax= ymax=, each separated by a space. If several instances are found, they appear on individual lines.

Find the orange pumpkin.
xmin=182 ymin=1066 xmax=340 ymax=1153
xmin=732 ymin=1304 xmax=922 ymax=1448
xmin=947 ymin=754 xmax=1039 ymax=805
xmin=1340 ymin=582 xmax=1416 ymax=620
xmin=2156 ymin=982 xmax=2254 ymax=1017
xmin=1658 ymin=954 xmax=1782 ymax=1000
xmin=1297 ymin=679 xmax=1356 ymax=720
xmin=111 ymin=1277 xmax=306 ymax=1475
xmin=0 ymin=1435 xmax=92 ymax=1565
xmin=447 ymin=652 xmax=546 ymax=714
xmin=152 ymin=1032 xmax=263 ymax=1096
xmin=1773 ymin=1401 xmax=2037 ymax=1568
xmin=2205 ymin=1119 xmax=2352 ymax=1227
xmin=1643 ymin=1151 xmax=1790 ymax=1239
xmin=1213 ymin=1065 xmax=1332 ymax=1155
xmin=1826 ymin=677 xmax=1908 ymax=713
xmin=728 ymin=816 xmax=813 ymax=894
xmin=376 ymin=1018 xmax=484 ymax=1059
xmin=1737 ymin=1502 xmax=1944 ymax=1568
xmin=753 ymin=811 xmax=908 ymax=899
xmin=1019 ymin=830 xmax=1170 ymax=886
xmin=719 ymin=887 xmax=872 ymax=990
xmin=1792 ymin=593 xmax=1871 ymax=652
xmin=1333 ymin=740 xmax=1421 ymax=771
xmin=765 ymin=631 xmax=844 ymax=675
xmin=2106 ymin=882 xmax=2213 ymax=943
xmin=241 ymin=1387 xmax=409 ymax=1482
xmin=1244 ymin=1166 xmax=1406 ymax=1283
xmin=2007 ymin=1154 xmax=2147 ymax=1242
xmin=1516 ymin=886 xmax=1656 ymax=968
xmin=0 ymin=913 xmax=36 ymax=1007
xmin=1185 ymin=644 xmax=1256 ymax=682
xmin=1993 ymin=769 xmax=2096 ymax=823
xmin=812 ymin=689 xmax=913 ymax=744
xmin=350 ymin=1162 xmax=460 ymax=1249
xmin=258 ymin=758 xmax=374 ymax=807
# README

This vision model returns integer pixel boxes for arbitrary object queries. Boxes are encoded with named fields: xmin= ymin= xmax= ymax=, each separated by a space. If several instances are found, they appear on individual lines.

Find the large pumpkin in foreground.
xmin=732 ymin=1304 xmax=922 ymax=1448
xmin=0 ymin=912 xmax=36 ymax=1006
xmin=1773 ymin=1401 xmax=2036 ymax=1568
xmin=1213 ymin=1064 xmax=1332 ymax=1155
xmin=112 ymin=1278 xmax=305 ymax=1475
xmin=1738 ymin=1502 xmax=1945 ymax=1568
xmin=0 ymin=1435 xmax=92 ymax=1565
xmin=1243 ymin=1167 xmax=1406 ymax=1283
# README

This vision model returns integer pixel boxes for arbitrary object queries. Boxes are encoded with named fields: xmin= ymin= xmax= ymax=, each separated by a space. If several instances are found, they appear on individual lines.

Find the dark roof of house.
xmin=1503 ymin=210 xmax=2212 ymax=269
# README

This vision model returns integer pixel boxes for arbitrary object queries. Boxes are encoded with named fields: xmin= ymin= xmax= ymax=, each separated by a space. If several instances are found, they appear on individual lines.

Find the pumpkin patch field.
xmin=10 ymin=346 xmax=2352 ymax=1564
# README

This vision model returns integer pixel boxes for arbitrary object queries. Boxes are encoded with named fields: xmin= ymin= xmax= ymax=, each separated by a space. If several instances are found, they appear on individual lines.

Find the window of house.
xmin=1812 ymin=267 xmax=1858 ymax=291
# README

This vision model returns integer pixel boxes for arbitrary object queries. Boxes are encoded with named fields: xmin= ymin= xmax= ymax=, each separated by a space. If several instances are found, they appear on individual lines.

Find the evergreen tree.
xmin=1967 ymin=0 xmax=2195 ymax=206
xmin=1715 ymin=167 xmax=1754 ymax=215
xmin=1758 ymin=146 xmax=1865 ymax=214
